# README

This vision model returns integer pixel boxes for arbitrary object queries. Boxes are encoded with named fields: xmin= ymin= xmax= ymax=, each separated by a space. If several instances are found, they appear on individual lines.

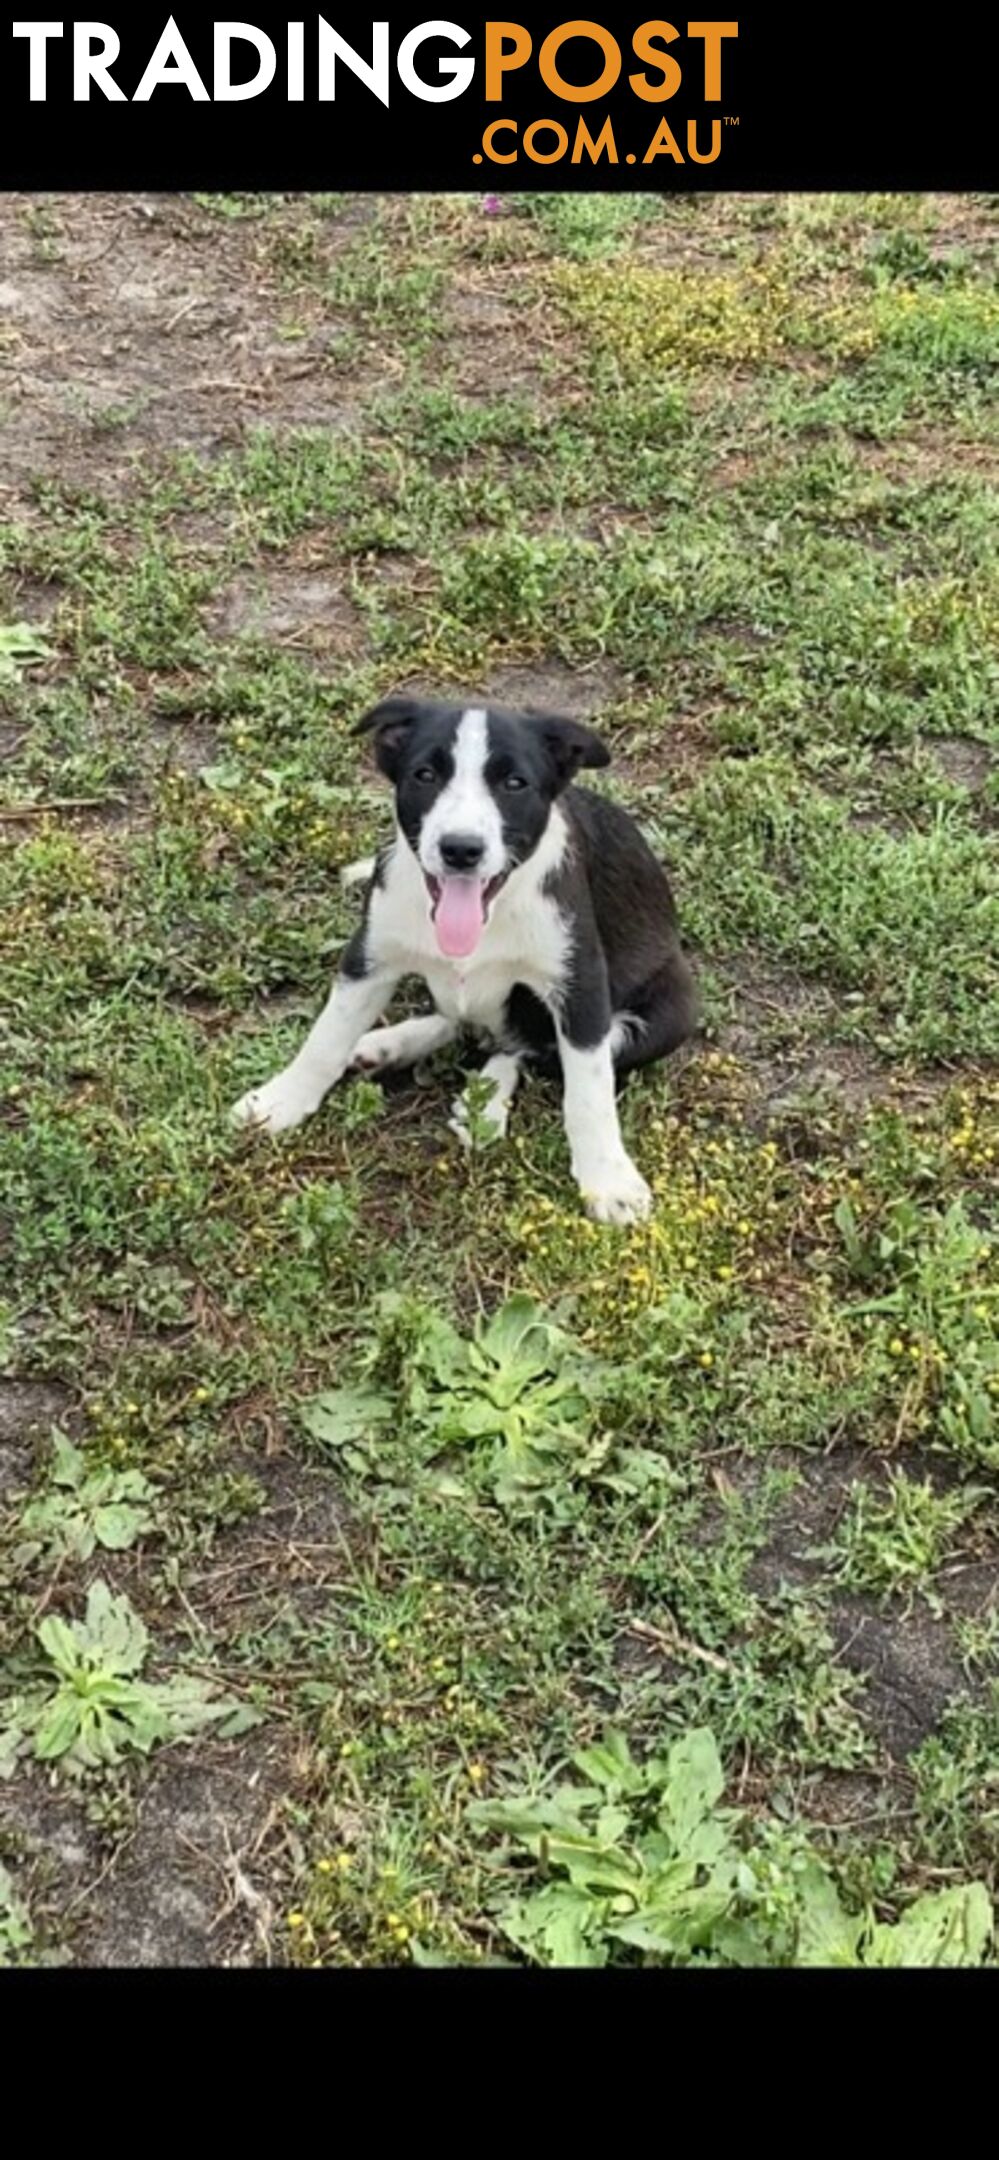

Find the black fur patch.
xmin=504 ymin=785 xmax=697 ymax=1067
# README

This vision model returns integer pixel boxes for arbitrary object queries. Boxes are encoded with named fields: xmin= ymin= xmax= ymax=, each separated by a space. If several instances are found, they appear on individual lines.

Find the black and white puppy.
xmin=232 ymin=698 xmax=696 ymax=1225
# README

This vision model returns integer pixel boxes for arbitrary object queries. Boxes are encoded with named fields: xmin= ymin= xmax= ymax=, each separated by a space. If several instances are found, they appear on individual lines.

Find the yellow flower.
xmin=888 ymin=1338 xmax=904 ymax=1356
xmin=287 ymin=1911 xmax=306 ymax=1929
xmin=699 ymin=1351 xmax=714 ymax=1370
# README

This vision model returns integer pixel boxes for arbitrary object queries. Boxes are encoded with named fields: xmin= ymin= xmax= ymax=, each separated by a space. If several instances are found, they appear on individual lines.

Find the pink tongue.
xmin=434 ymin=877 xmax=486 ymax=958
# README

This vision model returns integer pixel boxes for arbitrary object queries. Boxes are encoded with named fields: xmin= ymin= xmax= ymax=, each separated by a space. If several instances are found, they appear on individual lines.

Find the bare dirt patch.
xmin=207 ymin=567 xmax=362 ymax=657
xmin=853 ymin=432 xmax=999 ymax=487
xmin=0 ymin=195 xmax=375 ymax=513
xmin=0 ymin=718 xmax=30 ymax=761
xmin=749 ymin=1450 xmax=872 ymax=1598
xmin=931 ymin=737 xmax=994 ymax=793
xmin=832 ymin=1599 xmax=966 ymax=1760
xmin=610 ymin=699 xmax=725 ymax=790
xmin=709 ymin=451 xmax=761 ymax=490
xmin=5 ymin=1739 xmax=294 ymax=1967
xmin=149 ymin=715 xmax=219 ymax=775
xmin=0 ymin=1380 xmax=73 ymax=1497
xmin=715 ymin=959 xmax=842 ymax=1064
xmin=483 ymin=657 xmax=625 ymax=718
xmin=448 ymin=277 xmax=550 ymax=403
xmin=181 ymin=1451 xmax=349 ymax=1639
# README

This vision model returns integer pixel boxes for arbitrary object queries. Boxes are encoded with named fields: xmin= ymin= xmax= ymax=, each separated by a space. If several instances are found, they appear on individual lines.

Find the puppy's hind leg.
xmin=612 ymin=953 xmax=699 ymax=1078
xmin=353 ymin=1011 xmax=458 ymax=1072
xmin=450 ymin=1052 xmax=521 ymax=1149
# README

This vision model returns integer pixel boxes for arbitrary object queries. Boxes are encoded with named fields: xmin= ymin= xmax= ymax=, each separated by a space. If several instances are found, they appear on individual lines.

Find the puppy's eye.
xmin=503 ymin=774 xmax=527 ymax=792
xmin=413 ymin=766 xmax=437 ymax=785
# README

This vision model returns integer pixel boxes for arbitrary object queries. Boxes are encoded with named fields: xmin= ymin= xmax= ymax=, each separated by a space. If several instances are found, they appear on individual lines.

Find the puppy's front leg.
xmin=556 ymin=999 xmax=652 ymax=1226
xmin=232 ymin=931 xmax=397 ymax=1136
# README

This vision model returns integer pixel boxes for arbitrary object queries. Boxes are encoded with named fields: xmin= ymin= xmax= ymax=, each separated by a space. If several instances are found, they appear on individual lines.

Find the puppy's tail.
xmin=339 ymin=854 xmax=377 ymax=891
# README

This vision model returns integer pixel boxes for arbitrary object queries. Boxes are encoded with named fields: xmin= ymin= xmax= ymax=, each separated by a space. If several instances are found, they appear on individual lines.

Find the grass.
xmin=0 ymin=188 xmax=997 ymax=1966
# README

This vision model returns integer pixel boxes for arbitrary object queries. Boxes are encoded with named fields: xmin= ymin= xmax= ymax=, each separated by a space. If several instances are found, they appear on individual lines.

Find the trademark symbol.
xmin=724 ymin=114 xmax=740 ymax=125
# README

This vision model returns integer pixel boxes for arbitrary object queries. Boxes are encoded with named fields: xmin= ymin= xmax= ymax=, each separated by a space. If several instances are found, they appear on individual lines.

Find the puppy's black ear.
xmin=534 ymin=713 xmax=611 ymax=793
xmin=354 ymin=696 xmax=421 ymax=781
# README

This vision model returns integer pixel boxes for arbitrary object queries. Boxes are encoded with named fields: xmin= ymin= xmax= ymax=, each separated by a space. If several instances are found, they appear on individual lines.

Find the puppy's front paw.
xmin=231 ymin=1069 xmax=323 ymax=1135
xmin=580 ymin=1156 xmax=652 ymax=1227
xmin=351 ymin=1028 xmax=393 ymax=1072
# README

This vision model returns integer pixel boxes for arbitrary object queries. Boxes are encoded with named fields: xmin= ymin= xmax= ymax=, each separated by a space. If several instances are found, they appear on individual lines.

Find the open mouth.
xmin=423 ymin=870 xmax=509 ymax=958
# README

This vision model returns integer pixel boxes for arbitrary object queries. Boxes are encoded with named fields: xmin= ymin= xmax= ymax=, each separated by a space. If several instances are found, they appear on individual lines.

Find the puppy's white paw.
xmin=231 ymin=1069 xmax=323 ymax=1135
xmin=352 ymin=1029 xmax=393 ymax=1072
xmin=581 ymin=1156 xmax=652 ymax=1227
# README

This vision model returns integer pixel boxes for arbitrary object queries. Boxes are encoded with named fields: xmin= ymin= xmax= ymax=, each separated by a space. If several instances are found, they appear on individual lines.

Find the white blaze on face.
xmin=419 ymin=709 xmax=505 ymax=878
xmin=418 ymin=708 xmax=508 ymax=959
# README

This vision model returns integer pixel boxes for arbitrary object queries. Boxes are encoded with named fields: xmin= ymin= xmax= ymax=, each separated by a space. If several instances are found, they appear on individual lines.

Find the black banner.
xmin=0 ymin=12 xmax=993 ymax=190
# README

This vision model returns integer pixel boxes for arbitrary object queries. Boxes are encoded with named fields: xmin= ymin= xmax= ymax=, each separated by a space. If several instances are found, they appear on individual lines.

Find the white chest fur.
xmin=367 ymin=814 xmax=571 ymax=1035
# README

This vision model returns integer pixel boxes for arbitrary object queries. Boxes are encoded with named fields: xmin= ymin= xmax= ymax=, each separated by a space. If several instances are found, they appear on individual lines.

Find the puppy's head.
xmin=355 ymin=696 xmax=609 ymax=959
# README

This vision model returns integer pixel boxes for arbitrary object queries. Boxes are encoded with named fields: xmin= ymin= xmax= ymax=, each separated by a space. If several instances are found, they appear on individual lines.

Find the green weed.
xmin=11 ymin=1433 xmax=159 ymax=1566
xmin=0 ymin=622 xmax=50 ymax=683
xmin=302 ymin=1292 xmax=670 ymax=1515
xmin=816 ymin=1471 xmax=986 ymax=1606
xmin=471 ymin=1725 xmax=992 ymax=1967
xmin=0 ymin=1582 xmax=253 ymax=1777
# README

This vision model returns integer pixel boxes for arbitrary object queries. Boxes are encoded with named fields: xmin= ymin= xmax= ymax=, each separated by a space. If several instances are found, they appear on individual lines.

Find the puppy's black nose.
xmin=439 ymin=832 xmax=486 ymax=872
